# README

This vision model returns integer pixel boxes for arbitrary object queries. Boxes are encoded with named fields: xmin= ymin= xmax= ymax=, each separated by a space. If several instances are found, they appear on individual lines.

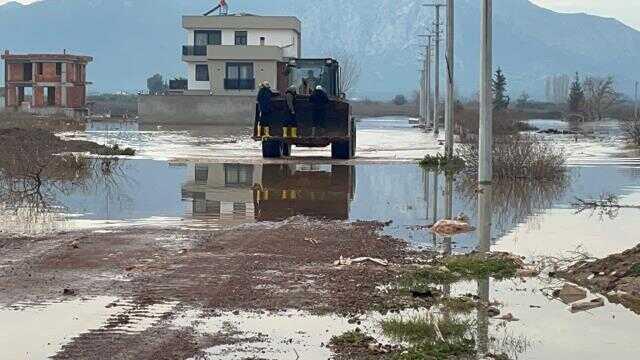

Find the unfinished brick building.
xmin=2 ymin=51 xmax=92 ymax=118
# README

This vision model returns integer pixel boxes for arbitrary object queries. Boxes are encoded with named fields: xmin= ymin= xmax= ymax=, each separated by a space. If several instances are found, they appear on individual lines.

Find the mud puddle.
xmin=0 ymin=297 xmax=178 ymax=359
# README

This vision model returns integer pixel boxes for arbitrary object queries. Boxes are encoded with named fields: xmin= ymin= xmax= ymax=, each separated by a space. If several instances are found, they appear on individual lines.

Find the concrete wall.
xmin=138 ymin=95 xmax=256 ymax=125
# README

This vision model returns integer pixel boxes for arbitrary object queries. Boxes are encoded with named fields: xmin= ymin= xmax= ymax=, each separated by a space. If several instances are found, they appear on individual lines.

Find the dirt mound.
xmin=0 ymin=127 xmax=106 ymax=154
xmin=560 ymin=244 xmax=640 ymax=313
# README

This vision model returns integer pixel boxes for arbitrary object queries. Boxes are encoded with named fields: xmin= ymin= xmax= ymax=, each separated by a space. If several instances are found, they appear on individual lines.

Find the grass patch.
xmin=394 ymin=341 xmax=476 ymax=360
xmin=330 ymin=329 xmax=375 ymax=347
xmin=444 ymin=256 xmax=519 ymax=280
xmin=96 ymin=144 xmax=136 ymax=156
xmin=382 ymin=316 xmax=475 ymax=359
xmin=628 ymin=263 xmax=640 ymax=277
xmin=419 ymin=153 xmax=466 ymax=173
xmin=399 ymin=255 xmax=520 ymax=292
xmin=440 ymin=297 xmax=477 ymax=314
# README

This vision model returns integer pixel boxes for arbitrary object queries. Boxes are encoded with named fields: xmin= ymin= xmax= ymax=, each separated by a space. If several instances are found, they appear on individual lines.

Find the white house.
xmin=181 ymin=14 xmax=302 ymax=95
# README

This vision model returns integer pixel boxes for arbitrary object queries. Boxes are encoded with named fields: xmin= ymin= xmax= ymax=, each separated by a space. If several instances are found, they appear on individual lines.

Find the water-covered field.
xmin=1 ymin=117 xmax=640 ymax=359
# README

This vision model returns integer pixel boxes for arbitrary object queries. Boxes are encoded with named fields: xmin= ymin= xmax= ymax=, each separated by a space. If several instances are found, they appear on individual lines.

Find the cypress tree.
xmin=492 ymin=67 xmax=510 ymax=111
xmin=568 ymin=72 xmax=585 ymax=113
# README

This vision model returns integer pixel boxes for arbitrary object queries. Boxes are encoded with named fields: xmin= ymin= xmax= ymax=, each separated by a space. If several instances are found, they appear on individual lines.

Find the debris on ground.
xmin=553 ymin=284 xmax=587 ymax=304
xmin=495 ymin=313 xmax=519 ymax=322
xmin=62 ymin=288 xmax=77 ymax=296
xmin=428 ymin=219 xmax=476 ymax=236
xmin=487 ymin=306 xmax=501 ymax=317
xmin=570 ymin=298 xmax=605 ymax=313
xmin=559 ymin=244 xmax=640 ymax=314
xmin=333 ymin=256 xmax=389 ymax=267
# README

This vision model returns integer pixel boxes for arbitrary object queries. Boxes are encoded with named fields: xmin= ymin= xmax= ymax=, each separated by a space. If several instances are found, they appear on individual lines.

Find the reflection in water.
xmin=181 ymin=164 xmax=355 ymax=222
xmin=0 ymin=155 xmax=131 ymax=234
xmin=457 ymin=176 xmax=570 ymax=238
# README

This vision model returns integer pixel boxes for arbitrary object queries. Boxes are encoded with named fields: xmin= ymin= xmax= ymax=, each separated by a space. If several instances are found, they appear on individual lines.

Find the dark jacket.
xmin=257 ymin=87 xmax=276 ymax=115
xmin=310 ymin=89 xmax=330 ymax=125
xmin=284 ymin=88 xmax=297 ymax=126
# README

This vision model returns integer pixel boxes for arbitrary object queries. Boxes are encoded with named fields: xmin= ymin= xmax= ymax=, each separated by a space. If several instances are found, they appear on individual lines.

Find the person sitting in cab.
xmin=309 ymin=85 xmax=330 ymax=137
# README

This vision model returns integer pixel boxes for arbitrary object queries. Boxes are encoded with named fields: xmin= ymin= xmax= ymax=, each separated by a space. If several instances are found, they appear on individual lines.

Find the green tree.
xmin=492 ymin=67 xmax=510 ymax=111
xmin=147 ymin=74 xmax=166 ymax=95
xmin=392 ymin=94 xmax=407 ymax=106
xmin=515 ymin=92 xmax=530 ymax=110
xmin=568 ymin=72 xmax=585 ymax=113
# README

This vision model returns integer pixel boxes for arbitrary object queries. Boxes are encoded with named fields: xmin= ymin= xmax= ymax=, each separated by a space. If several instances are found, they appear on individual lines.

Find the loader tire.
xmin=262 ymin=140 xmax=282 ymax=158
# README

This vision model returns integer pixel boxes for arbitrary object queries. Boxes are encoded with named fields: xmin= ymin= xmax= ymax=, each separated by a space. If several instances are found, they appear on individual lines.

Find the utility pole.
xmin=419 ymin=67 xmax=425 ymax=121
xmin=425 ymin=35 xmax=433 ymax=131
xmin=424 ymin=3 xmax=444 ymax=135
xmin=635 ymin=80 xmax=639 ymax=120
xmin=478 ymin=0 xmax=492 ymax=254
xmin=445 ymin=0 xmax=455 ymax=159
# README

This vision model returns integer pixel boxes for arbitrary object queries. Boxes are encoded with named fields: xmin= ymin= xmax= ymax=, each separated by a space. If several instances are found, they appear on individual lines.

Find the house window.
xmin=194 ymin=165 xmax=209 ymax=184
xmin=235 ymin=31 xmax=248 ymax=45
xmin=260 ymin=37 xmax=265 ymax=46
xmin=224 ymin=164 xmax=253 ymax=186
xmin=56 ymin=63 xmax=62 ymax=76
xmin=225 ymin=63 xmax=254 ymax=90
xmin=37 ymin=63 xmax=43 ymax=75
xmin=194 ymin=30 xmax=222 ymax=46
xmin=195 ymin=64 xmax=209 ymax=82
xmin=23 ymin=63 xmax=33 ymax=81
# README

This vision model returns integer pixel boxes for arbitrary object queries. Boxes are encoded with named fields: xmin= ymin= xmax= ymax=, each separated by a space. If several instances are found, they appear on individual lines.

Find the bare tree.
xmin=583 ymin=76 xmax=622 ymax=121
xmin=334 ymin=50 xmax=361 ymax=96
xmin=621 ymin=117 xmax=640 ymax=147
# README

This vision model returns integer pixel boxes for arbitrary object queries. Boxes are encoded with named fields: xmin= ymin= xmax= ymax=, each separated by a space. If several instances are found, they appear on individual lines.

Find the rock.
xmin=517 ymin=267 xmax=539 ymax=277
xmin=496 ymin=313 xmax=519 ymax=322
xmin=554 ymin=284 xmax=587 ymax=304
xmin=570 ymin=298 xmax=605 ymax=313
xmin=429 ymin=219 xmax=476 ymax=236
xmin=487 ymin=306 xmax=501 ymax=317
xmin=411 ymin=288 xmax=441 ymax=299
xmin=62 ymin=288 xmax=77 ymax=296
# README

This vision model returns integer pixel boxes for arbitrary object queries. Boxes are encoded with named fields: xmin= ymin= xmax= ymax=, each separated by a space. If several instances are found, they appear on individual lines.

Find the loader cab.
xmin=284 ymin=58 xmax=341 ymax=97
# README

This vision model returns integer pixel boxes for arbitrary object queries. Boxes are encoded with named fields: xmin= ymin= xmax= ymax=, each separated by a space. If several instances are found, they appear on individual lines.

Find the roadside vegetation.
xmin=419 ymin=153 xmax=465 ymax=172
xmin=621 ymin=116 xmax=640 ymax=147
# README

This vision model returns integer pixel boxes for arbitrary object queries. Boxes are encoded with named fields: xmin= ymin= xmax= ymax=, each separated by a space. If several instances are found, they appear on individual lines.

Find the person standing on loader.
xmin=284 ymin=86 xmax=298 ymax=138
xmin=257 ymin=81 xmax=276 ymax=138
xmin=309 ymin=85 xmax=329 ymax=137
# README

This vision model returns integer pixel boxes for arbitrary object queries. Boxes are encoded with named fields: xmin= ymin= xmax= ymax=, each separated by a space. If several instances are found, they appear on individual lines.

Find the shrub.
xmin=96 ymin=144 xmax=136 ymax=156
xmin=457 ymin=134 xmax=566 ymax=180
xmin=392 ymin=94 xmax=408 ymax=106
xmin=621 ymin=117 xmax=640 ymax=147
xmin=419 ymin=153 xmax=465 ymax=173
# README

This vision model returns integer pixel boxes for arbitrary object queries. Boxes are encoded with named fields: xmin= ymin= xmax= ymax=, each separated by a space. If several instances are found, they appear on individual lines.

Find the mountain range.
xmin=1 ymin=0 xmax=639 ymax=99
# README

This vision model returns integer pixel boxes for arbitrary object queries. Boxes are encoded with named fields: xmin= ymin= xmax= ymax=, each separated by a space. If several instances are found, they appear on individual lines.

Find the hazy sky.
xmin=0 ymin=0 xmax=639 ymax=30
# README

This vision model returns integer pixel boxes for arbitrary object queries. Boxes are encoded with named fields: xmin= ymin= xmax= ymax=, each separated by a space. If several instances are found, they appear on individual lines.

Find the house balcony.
xmin=206 ymin=45 xmax=284 ymax=61
xmin=182 ymin=45 xmax=207 ymax=62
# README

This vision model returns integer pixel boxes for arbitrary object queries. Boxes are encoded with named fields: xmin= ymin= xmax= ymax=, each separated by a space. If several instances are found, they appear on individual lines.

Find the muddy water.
xmin=3 ymin=160 xmax=639 ymax=259
xmin=2 ymin=118 xmax=640 ymax=359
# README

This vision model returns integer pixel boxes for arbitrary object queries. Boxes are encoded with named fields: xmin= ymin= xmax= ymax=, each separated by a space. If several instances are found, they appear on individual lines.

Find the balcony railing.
xmin=169 ymin=79 xmax=188 ymax=90
xmin=182 ymin=45 xmax=207 ymax=56
xmin=224 ymin=78 xmax=255 ymax=90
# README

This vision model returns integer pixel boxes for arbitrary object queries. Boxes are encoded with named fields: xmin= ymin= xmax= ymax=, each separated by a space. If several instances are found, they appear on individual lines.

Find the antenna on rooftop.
xmin=204 ymin=0 xmax=229 ymax=16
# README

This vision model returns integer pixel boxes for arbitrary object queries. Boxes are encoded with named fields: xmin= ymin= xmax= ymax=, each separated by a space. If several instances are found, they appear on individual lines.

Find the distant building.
xmin=544 ymin=74 xmax=571 ymax=104
xmin=180 ymin=14 xmax=301 ymax=95
xmin=1 ymin=51 xmax=93 ymax=118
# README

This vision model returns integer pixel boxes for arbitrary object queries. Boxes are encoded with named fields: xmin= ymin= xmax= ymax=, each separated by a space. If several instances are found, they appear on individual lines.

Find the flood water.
xmin=2 ymin=117 xmax=640 ymax=359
